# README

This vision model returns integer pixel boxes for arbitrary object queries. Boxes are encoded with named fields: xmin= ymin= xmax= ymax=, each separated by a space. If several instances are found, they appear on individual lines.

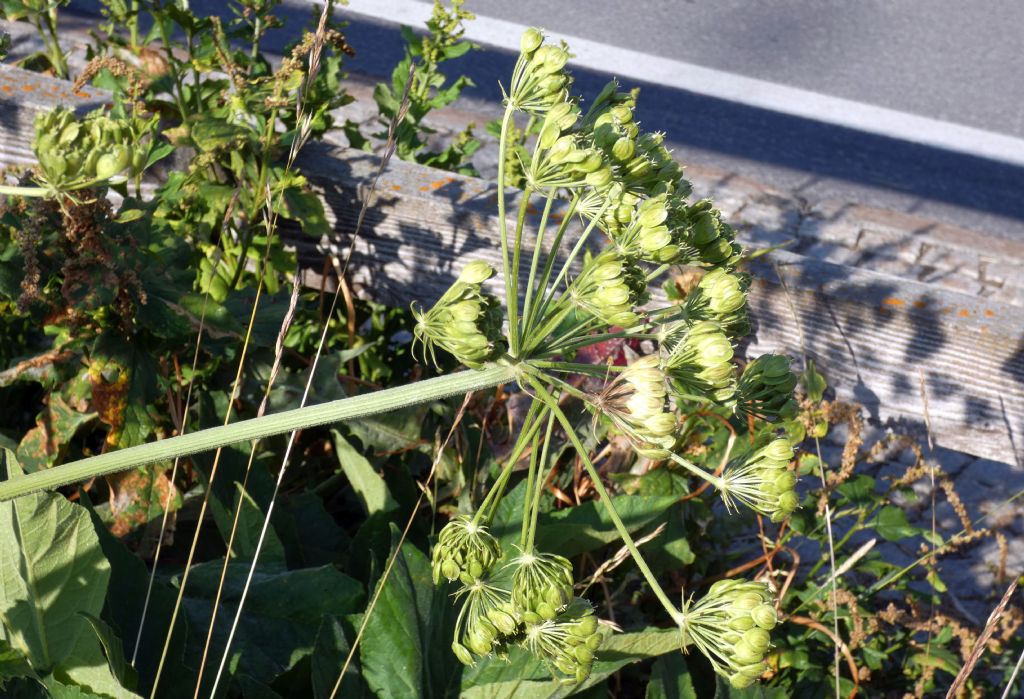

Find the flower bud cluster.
xmin=679 ymin=579 xmax=778 ymax=689
xmin=413 ymin=261 xmax=505 ymax=368
xmin=511 ymin=551 xmax=575 ymax=622
xmin=736 ymin=355 xmax=799 ymax=421
xmin=34 ymin=107 xmax=142 ymax=192
xmin=599 ymin=355 xmax=677 ymax=456
xmin=569 ymin=248 xmax=648 ymax=327
xmin=523 ymin=597 xmax=603 ymax=685
xmin=662 ymin=320 xmax=736 ymax=403
xmin=507 ymin=29 xmax=572 ymax=114
xmin=720 ymin=439 xmax=799 ymax=520
xmin=431 ymin=515 xmax=503 ymax=584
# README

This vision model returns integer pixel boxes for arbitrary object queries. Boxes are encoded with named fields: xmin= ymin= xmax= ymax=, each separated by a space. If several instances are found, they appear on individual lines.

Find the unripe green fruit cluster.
xmin=413 ymin=261 xmax=505 ymax=368
xmin=525 ymin=598 xmax=603 ymax=685
xmin=663 ymin=320 xmax=736 ymax=403
xmin=737 ymin=354 xmax=799 ymax=422
xmin=699 ymin=579 xmax=778 ymax=689
xmin=745 ymin=439 xmax=799 ymax=521
xmin=570 ymin=248 xmax=647 ymax=327
xmin=687 ymin=268 xmax=752 ymax=338
xmin=34 ymin=107 xmax=141 ymax=191
xmin=670 ymin=199 xmax=742 ymax=267
xmin=509 ymin=29 xmax=571 ymax=114
xmin=604 ymin=355 xmax=677 ymax=456
xmin=511 ymin=552 xmax=575 ymax=622
xmin=430 ymin=516 xmax=502 ymax=584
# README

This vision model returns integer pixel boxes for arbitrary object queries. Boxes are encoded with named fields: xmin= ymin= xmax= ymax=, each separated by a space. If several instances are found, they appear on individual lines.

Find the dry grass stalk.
xmin=947 ymin=579 xmax=1018 ymax=698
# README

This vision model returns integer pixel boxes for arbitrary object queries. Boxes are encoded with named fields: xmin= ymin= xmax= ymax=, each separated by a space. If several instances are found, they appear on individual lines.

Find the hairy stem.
xmin=0 ymin=364 xmax=517 ymax=501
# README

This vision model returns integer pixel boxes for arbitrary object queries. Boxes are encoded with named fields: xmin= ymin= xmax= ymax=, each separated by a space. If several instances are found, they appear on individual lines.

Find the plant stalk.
xmin=0 ymin=364 xmax=517 ymax=501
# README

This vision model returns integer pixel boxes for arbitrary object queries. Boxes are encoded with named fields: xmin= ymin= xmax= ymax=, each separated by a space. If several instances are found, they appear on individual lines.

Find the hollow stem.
xmin=0 ymin=364 xmax=517 ymax=501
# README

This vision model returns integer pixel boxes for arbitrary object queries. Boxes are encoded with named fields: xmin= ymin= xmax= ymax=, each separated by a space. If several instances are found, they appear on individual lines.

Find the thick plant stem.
xmin=526 ymin=374 xmax=682 ymax=621
xmin=0 ymin=364 xmax=517 ymax=501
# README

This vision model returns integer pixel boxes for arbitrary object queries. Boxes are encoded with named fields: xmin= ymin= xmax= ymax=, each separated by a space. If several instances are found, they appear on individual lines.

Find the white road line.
xmin=329 ymin=0 xmax=1024 ymax=168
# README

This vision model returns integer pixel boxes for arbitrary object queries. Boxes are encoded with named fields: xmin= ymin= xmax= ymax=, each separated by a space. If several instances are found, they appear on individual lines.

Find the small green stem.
xmin=519 ymin=427 xmax=542 ymax=549
xmin=0 ymin=364 xmax=517 ymax=501
xmin=525 ymin=374 xmax=681 ymax=620
xmin=526 ymin=411 xmax=556 ymax=551
xmin=472 ymin=399 xmax=547 ymax=526
xmin=508 ymin=190 xmax=532 ymax=354
xmin=521 ymin=186 xmax=556 ymax=343
xmin=496 ymin=106 xmax=516 ymax=348
xmin=524 ymin=194 xmax=580 ymax=335
xmin=668 ymin=452 xmax=726 ymax=491
xmin=0 ymin=184 xmax=49 ymax=198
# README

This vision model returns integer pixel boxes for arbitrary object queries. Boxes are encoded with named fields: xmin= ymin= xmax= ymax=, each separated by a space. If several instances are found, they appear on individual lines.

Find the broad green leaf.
xmin=646 ymin=653 xmax=698 ymax=699
xmin=79 ymin=613 xmax=137 ymax=692
xmin=0 ymin=451 xmax=137 ymax=698
xmin=0 ymin=637 xmax=36 ymax=687
xmin=15 ymin=395 xmax=95 ymax=472
xmin=490 ymin=481 xmax=676 ymax=558
xmin=331 ymin=431 xmax=398 ymax=516
xmin=179 ymin=561 xmax=363 ymax=692
xmin=311 ymin=615 xmax=366 ymax=699
xmin=874 ymin=506 xmax=917 ymax=542
xmin=359 ymin=526 xmax=459 ymax=698
xmin=801 ymin=360 xmax=826 ymax=403
xmin=190 ymin=117 xmax=249 ymax=151
xmin=279 ymin=188 xmax=330 ymax=238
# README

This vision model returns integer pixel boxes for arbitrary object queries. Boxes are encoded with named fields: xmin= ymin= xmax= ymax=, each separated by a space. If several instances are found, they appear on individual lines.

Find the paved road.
xmin=463 ymin=0 xmax=1024 ymax=140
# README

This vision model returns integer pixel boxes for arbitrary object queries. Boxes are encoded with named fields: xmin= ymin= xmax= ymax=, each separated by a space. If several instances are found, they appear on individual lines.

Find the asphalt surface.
xmin=64 ymin=0 xmax=1024 ymax=240
xmin=463 ymin=0 xmax=1024 ymax=140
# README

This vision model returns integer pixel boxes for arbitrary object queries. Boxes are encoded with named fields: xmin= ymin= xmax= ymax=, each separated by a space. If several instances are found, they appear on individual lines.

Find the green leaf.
xmin=311 ymin=615 xmax=366 ymax=699
xmin=0 ymin=637 xmax=36 ymax=687
xmin=874 ymin=506 xmax=917 ymax=542
xmin=280 ymin=187 xmax=330 ymax=238
xmin=359 ymin=525 xmax=459 ymax=698
xmin=646 ymin=653 xmax=698 ymax=699
xmin=179 ymin=561 xmax=364 ymax=691
xmin=0 ymin=451 xmax=137 ymax=698
xmin=16 ymin=395 xmax=95 ymax=472
xmin=490 ymin=481 xmax=676 ymax=558
xmin=78 ymin=613 xmax=137 ymax=692
xmin=190 ymin=116 xmax=248 ymax=151
xmin=801 ymin=360 xmax=827 ymax=403
xmin=331 ymin=430 xmax=398 ymax=516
